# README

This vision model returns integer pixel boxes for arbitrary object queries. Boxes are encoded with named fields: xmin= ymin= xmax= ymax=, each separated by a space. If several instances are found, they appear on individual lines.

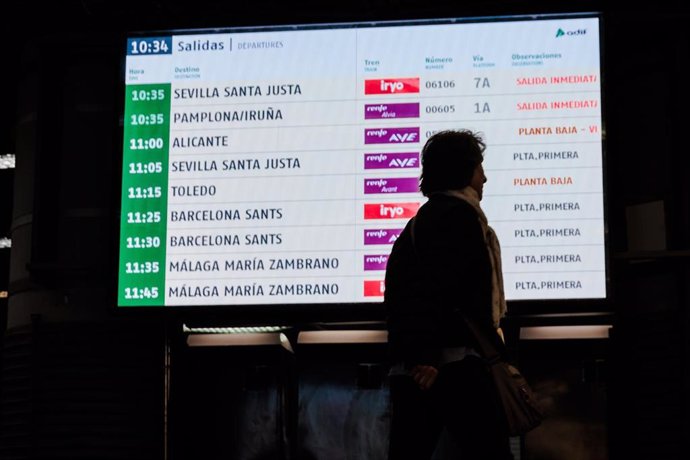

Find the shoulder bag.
xmin=409 ymin=216 xmax=544 ymax=436
xmin=461 ymin=317 xmax=544 ymax=436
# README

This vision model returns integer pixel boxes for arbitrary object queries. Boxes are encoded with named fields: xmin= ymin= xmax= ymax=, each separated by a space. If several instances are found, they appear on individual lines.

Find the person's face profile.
xmin=470 ymin=162 xmax=487 ymax=200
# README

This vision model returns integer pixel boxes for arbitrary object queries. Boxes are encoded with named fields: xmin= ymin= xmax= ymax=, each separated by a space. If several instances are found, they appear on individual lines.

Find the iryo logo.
xmin=365 ymin=78 xmax=420 ymax=95
xmin=364 ymin=202 xmax=419 ymax=219
xmin=363 ymin=280 xmax=385 ymax=297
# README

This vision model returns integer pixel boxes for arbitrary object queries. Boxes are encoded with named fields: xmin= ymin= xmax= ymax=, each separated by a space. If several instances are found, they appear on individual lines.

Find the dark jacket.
xmin=385 ymin=193 xmax=505 ymax=367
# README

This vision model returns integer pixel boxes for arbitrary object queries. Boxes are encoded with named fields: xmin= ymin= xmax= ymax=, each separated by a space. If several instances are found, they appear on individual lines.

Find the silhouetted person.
xmin=385 ymin=130 xmax=513 ymax=459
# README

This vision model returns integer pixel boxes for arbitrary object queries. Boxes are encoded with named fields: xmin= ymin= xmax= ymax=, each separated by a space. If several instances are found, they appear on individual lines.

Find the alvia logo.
xmin=556 ymin=28 xmax=587 ymax=38
xmin=365 ymin=102 xmax=420 ymax=120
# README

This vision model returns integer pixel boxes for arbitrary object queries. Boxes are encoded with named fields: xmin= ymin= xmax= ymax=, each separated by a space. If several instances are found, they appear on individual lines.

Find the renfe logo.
xmin=364 ymin=102 xmax=420 ymax=119
xmin=364 ymin=228 xmax=403 ymax=244
xmin=364 ymin=177 xmax=419 ymax=194
xmin=365 ymin=152 xmax=419 ymax=170
xmin=364 ymin=280 xmax=385 ymax=297
xmin=365 ymin=127 xmax=420 ymax=144
xmin=364 ymin=254 xmax=389 ymax=271
xmin=365 ymin=78 xmax=420 ymax=95
xmin=364 ymin=202 xmax=419 ymax=219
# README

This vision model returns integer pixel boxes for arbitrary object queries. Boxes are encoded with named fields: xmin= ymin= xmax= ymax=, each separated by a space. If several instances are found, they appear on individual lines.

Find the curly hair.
xmin=419 ymin=129 xmax=485 ymax=196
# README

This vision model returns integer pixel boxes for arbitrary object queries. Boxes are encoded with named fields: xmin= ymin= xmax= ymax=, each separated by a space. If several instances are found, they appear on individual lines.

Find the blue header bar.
xmin=127 ymin=37 xmax=172 ymax=56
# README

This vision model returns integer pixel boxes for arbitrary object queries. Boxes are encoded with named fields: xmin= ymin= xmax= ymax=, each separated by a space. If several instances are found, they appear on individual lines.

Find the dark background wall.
xmin=0 ymin=1 xmax=688 ymax=459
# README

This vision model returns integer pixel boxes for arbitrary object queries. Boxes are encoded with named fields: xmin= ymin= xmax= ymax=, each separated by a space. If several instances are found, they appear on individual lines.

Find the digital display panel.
xmin=118 ymin=13 xmax=606 ymax=308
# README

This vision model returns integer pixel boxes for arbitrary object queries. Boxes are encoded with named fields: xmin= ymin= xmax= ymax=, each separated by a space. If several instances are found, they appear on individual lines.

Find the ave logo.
xmin=365 ymin=78 xmax=420 ymax=95
xmin=389 ymin=132 xmax=417 ymax=143
xmin=365 ymin=127 xmax=420 ymax=145
xmin=364 ymin=152 xmax=419 ymax=170
xmin=390 ymin=157 xmax=418 ymax=167
xmin=363 ymin=228 xmax=404 ymax=245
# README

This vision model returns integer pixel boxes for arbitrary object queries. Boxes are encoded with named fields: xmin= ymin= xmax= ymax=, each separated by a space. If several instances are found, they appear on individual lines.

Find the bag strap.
xmin=409 ymin=216 xmax=502 ymax=363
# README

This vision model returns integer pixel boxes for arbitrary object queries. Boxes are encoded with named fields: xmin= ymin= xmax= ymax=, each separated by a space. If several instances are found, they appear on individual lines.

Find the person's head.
xmin=419 ymin=129 xmax=487 ymax=199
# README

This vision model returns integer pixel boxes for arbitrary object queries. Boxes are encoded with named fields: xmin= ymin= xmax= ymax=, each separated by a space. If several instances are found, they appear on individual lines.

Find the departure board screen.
xmin=117 ymin=13 xmax=606 ymax=308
